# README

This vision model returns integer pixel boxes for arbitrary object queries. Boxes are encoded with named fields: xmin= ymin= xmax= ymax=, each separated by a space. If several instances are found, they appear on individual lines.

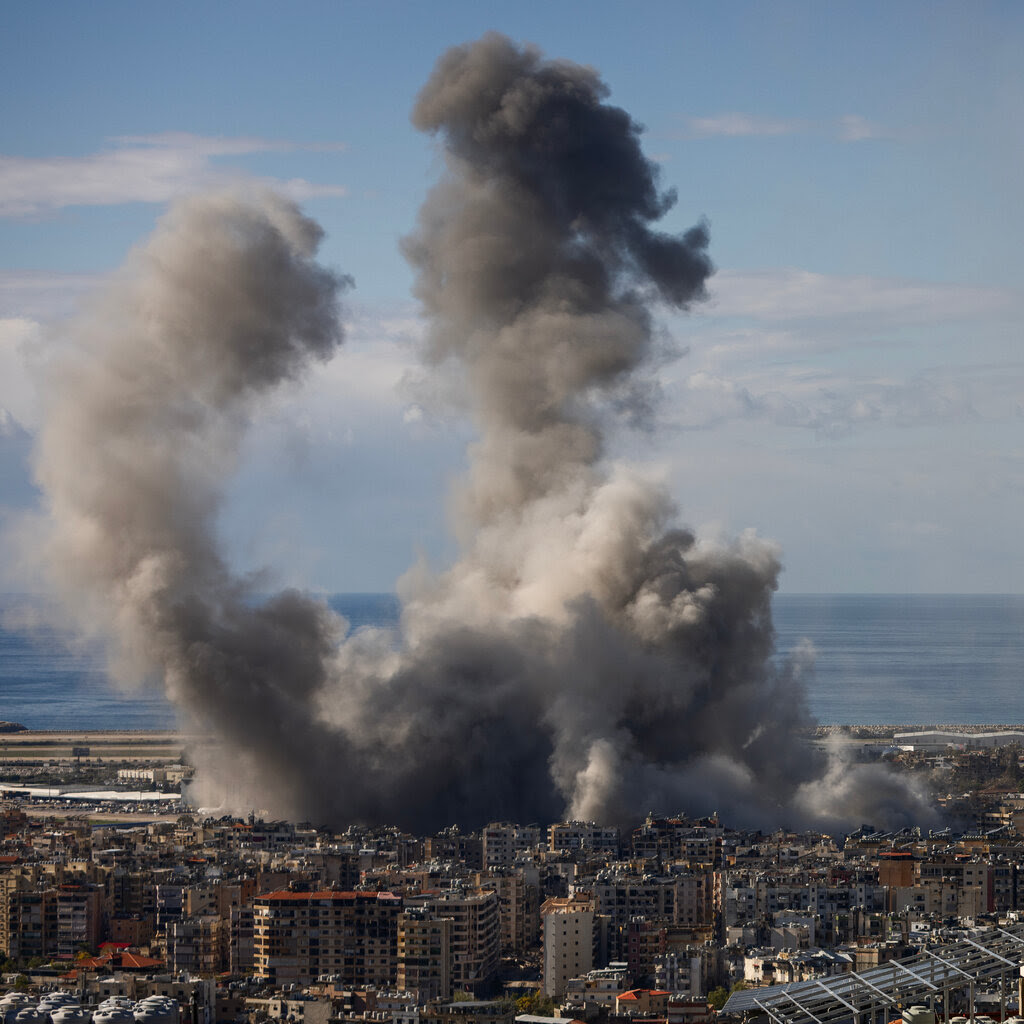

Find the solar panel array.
xmin=722 ymin=924 xmax=1024 ymax=1024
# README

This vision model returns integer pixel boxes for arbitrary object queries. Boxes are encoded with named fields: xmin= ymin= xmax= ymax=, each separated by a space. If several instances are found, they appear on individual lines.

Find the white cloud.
xmin=0 ymin=270 xmax=104 ymax=320
xmin=0 ymin=134 xmax=348 ymax=216
xmin=686 ymin=113 xmax=805 ymax=137
xmin=836 ymin=114 xmax=887 ymax=142
xmin=680 ymin=112 xmax=894 ymax=142
xmin=668 ymin=366 xmax=980 ymax=436
xmin=113 ymin=132 xmax=347 ymax=156
xmin=700 ymin=268 xmax=1014 ymax=324
xmin=654 ymin=267 xmax=1024 ymax=439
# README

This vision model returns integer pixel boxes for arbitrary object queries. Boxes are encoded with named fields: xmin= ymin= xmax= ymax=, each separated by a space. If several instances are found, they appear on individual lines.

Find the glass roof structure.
xmin=723 ymin=924 xmax=1024 ymax=1024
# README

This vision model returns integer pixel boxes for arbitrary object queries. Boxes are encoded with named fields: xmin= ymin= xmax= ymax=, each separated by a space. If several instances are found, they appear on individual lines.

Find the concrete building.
xmin=168 ymin=914 xmax=224 ymax=975
xmin=593 ymin=872 xmax=715 ymax=959
xmin=253 ymin=889 xmax=402 ymax=988
xmin=154 ymin=884 xmax=184 ymax=933
xmin=548 ymin=823 xmax=620 ymax=856
xmin=653 ymin=949 xmax=709 ymax=998
xmin=541 ymin=893 xmax=595 ymax=999
xmin=417 ymin=889 xmax=500 ymax=995
xmin=562 ymin=963 xmax=630 ymax=1014
xmin=397 ymin=906 xmax=453 ymax=1002
xmin=474 ymin=868 xmax=540 ymax=953
xmin=230 ymin=904 xmax=255 ymax=976
xmin=481 ymin=824 xmax=541 ymax=869
xmin=625 ymin=917 xmax=666 ymax=982
xmin=616 ymin=988 xmax=672 ymax=1017
xmin=3 ymin=887 xmax=57 ymax=959
xmin=55 ymin=884 xmax=101 ymax=956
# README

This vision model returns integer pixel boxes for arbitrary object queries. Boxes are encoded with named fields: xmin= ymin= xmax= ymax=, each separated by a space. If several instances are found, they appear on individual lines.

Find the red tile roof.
xmin=75 ymin=950 xmax=164 ymax=971
xmin=257 ymin=890 xmax=399 ymax=902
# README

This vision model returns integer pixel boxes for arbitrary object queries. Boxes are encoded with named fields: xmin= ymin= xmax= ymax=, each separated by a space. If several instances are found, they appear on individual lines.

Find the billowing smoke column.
xmin=33 ymin=190 xmax=362 ymax=820
xmin=33 ymin=35 xmax=934 ymax=832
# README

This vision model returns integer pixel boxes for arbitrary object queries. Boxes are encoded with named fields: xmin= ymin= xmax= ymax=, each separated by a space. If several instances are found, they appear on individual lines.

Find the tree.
xmin=516 ymin=993 xmax=557 ymax=1017
xmin=709 ymin=981 xmax=747 ymax=1012
xmin=707 ymin=987 xmax=730 ymax=1011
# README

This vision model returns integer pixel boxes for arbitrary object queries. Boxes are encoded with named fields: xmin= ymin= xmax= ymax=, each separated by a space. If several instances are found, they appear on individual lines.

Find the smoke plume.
xmin=32 ymin=35 xmax=934 ymax=833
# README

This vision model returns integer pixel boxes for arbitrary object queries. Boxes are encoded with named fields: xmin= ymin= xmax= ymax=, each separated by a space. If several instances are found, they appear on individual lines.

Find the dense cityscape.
xmin=5 ymin=729 xmax=1024 ymax=1024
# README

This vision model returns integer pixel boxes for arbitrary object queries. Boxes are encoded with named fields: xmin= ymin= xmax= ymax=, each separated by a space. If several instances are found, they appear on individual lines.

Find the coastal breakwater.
xmin=0 ymin=730 xmax=191 ymax=762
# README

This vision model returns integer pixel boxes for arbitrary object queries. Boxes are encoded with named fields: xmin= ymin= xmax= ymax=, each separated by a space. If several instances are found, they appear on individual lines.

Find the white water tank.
xmin=37 ymin=996 xmax=73 ymax=1008
xmin=0 ymin=997 xmax=34 ymax=1014
xmin=49 ymin=1008 xmax=90 ymax=1024
xmin=95 ymin=1003 xmax=132 ymax=1015
xmin=133 ymin=1003 xmax=176 ymax=1024
xmin=14 ymin=1010 xmax=48 ymax=1024
xmin=93 ymin=1008 xmax=135 ymax=1024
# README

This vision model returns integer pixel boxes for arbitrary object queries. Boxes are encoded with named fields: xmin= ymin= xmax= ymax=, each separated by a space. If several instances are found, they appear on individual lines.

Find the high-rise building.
xmin=482 ymin=823 xmax=541 ymax=868
xmin=541 ymin=893 xmax=596 ymax=998
xmin=4 ymin=888 xmax=57 ymax=960
xmin=253 ymin=890 xmax=401 ymax=988
xmin=168 ymin=915 xmax=224 ymax=975
xmin=397 ymin=906 xmax=453 ymax=1002
xmin=415 ymin=889 xmax=500 ymax=996
xmin=473 ymin=868 xmax=540 ymax=953
xmin=55 ymin=884 xmax=102 ymax=957
xmin=548 ymin=823 xmax=620 ymax=856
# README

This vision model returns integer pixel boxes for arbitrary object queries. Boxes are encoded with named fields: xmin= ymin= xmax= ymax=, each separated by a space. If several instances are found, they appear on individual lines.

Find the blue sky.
xmin=1 ymin=0 xmax=1022 ymax=593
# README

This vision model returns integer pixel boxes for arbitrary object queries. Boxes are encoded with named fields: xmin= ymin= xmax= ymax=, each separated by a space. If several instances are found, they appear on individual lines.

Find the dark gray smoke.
xmin=31 ymin=37 xmax=935 ymax=833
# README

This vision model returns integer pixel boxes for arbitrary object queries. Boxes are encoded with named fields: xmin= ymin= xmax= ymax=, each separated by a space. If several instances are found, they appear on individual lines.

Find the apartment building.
xmin=230 ymin=904 xmax=255 ymax=976
xmin=419 ymin=889 xmax=500 ymax=994
xmin=473 ymin=867 xmax=540 ymax=952
xmin=4 ymin=888 xmax=57 ymax=959
xmin=541 ymin=893 xmax=596 ymax=999
xmin=593 ymin=872 xmax=715 ymax=940
xmin=55 ymin=884 xmax=102 ymax=956
xmin=481 ymin=824 xmax=541 ymax=868
xmin=168 ymin=915 xmax=224 ymax=975
xmin=253 ymin=890 xmax=402 ymax=987
xmin=397 ymin=906 xmax=453 ymax=1002
xmin=548 ymin=823 xmax=620 ymax=856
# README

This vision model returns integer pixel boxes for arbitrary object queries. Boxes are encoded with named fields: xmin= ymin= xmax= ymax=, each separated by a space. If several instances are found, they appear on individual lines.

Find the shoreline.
xmin=3 ymin=724 xmax=1024 ymax=741
xmin=7 ymin=724 xmax=1024 ymax=736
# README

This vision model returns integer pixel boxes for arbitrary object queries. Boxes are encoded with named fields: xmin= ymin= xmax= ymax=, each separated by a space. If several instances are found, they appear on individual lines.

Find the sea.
xmin=0 ymin=593 xmax=1021 ymax=730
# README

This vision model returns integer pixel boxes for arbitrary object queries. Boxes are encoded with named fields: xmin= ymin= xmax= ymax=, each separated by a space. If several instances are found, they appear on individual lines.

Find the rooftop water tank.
xmin=93 ymin=1008 xmax=135 ymax=1024
xmin=37 ymin=995 xmax=76 ymax=1008
xmin=49 ymin=1009 xmax=89 ymax=1024
xmin=133 ymin=1004 xmax=175 ymax=1024
xmin=14 ymin=1009 xmax=48 ymax=1024
xmin=1 ymin=1002 xmax=32 ymax=1024
xmin=0 ymin=997 xmax=34 ymax=1013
